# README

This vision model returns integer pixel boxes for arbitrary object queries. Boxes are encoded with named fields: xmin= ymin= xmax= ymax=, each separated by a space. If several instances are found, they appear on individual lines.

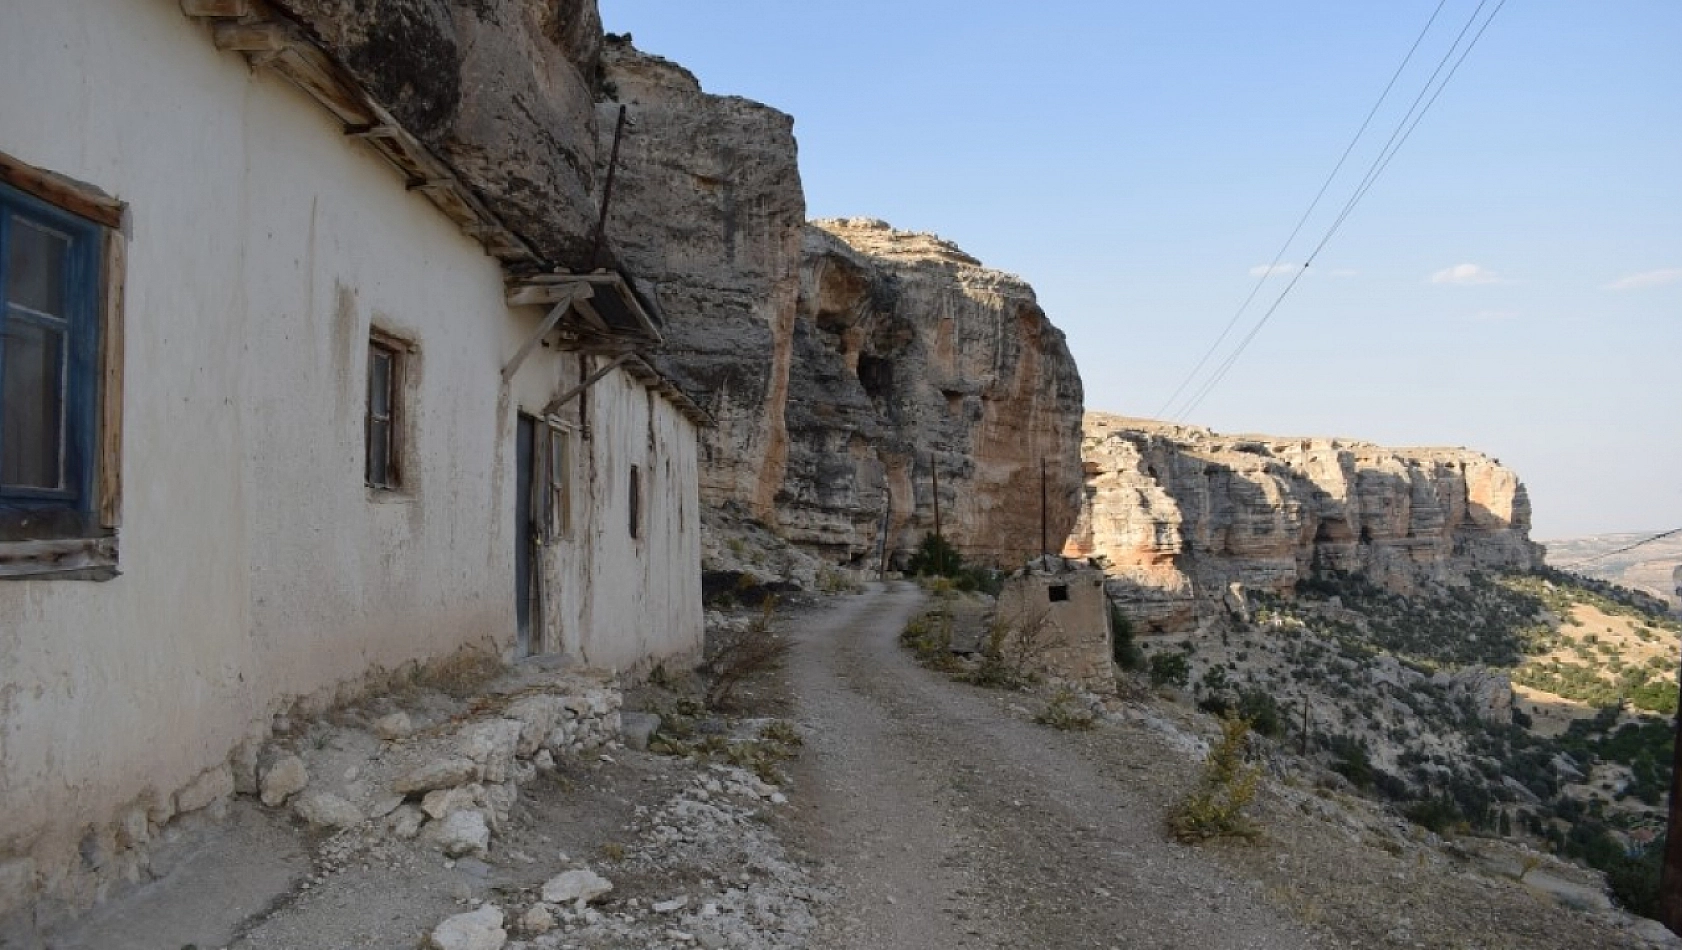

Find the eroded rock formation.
xmin=597 ymin=38 xmax=1085 ymax=569
xmin=1065 ymin=413 xmax=1542 ymax=631
xmin=792 ymin=220 xmax=1085 ymax=567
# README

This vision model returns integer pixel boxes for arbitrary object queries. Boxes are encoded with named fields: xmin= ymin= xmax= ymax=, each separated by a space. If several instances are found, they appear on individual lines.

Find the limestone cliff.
xmin=597 ymin=39 xmax=1085 ymax=569
xmin=793 ymin=220 xmax=1085 ymax=567
xmin=1065 ymin=413 xmax=1542 ymax=631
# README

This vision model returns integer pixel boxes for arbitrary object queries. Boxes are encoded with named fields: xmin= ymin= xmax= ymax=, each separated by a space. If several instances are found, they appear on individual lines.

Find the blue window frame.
xmin=0 ymin=182 xmax=102 ymax=524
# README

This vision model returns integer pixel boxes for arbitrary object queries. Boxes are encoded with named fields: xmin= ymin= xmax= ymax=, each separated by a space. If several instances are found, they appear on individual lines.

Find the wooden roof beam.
xmin=181 ymin=0 xmax=250 ymax=17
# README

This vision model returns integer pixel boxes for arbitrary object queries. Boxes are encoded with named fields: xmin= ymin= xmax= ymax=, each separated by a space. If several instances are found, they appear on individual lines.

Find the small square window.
xmin=1048 ymin=584 xmax=1070 ymax=603
xmin=365 ymin=337 xmax=404 ymax=490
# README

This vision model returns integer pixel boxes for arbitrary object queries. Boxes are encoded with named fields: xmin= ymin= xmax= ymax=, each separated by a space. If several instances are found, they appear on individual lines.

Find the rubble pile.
xmin=244 ymin=668 xmax=624 ymax=859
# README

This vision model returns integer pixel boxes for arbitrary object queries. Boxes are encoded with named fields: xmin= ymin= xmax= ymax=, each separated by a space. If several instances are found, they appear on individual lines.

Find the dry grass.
xmin=703 ymin=598 xmax=790 ymax=710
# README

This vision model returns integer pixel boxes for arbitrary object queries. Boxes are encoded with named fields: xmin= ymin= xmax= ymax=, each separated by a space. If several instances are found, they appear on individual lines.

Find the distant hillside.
xmin=1543 ymin=533 xmax=1682 ymax=612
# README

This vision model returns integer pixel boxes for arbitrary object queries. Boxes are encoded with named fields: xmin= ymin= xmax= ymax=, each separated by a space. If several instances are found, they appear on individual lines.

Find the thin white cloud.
xmin=1429 ymin=263 xmax=1507 ymax=285
xmin=1248 ymin=263 xmax=1302 ymax=278
xmin=1605 ymin=267 xmax=1682 ymax=291
xmin=1471 ymin=309 xmax=1518 ymax=322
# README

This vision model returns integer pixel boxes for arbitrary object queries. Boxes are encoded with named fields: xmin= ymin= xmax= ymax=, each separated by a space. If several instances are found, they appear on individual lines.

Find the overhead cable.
xmin=1166 ymin=0 xmax=1508 ymax=423
xmin=1154 ymin=0 xmax=1452 ymax=421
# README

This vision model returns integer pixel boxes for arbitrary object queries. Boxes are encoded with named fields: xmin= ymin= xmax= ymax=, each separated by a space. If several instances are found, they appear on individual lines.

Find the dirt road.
xmin=783 ymin=582 xmax=1322 ymax=950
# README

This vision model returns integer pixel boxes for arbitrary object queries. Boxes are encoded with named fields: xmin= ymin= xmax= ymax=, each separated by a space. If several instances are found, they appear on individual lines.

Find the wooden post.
xmin=931 ymin=455 xmax=942 ymax=576
xmin=1039 ymin=457 xmax=1048 ymax=560
xmin=590 ymin=105 xmax=628 ymax=268
xmin=1300 ymin=699 xmax=1311 ymax=756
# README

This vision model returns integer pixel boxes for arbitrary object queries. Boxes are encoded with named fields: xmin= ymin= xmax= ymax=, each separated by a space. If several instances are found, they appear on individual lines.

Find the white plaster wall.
xmin=535 ymin=359 xmax=703 ymax=673
xmin=0 ymin=0 xmax=702 ymax=897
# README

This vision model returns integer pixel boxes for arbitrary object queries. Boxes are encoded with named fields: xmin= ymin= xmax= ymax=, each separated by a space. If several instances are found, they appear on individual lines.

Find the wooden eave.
xmin=183 ymin=0 xmax=710 ymax=428
xmin=182 ymin=0 xmax=538 ymax=266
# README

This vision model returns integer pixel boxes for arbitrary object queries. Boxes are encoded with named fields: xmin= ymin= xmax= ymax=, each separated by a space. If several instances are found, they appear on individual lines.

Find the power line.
xmin=1558 ymin=528 xmax=1682 ymax=570
xmin=1155 ymin=0 xmax=1452 ymax=421
xmin=1173 ymin=0 xmax=1508 ymax=423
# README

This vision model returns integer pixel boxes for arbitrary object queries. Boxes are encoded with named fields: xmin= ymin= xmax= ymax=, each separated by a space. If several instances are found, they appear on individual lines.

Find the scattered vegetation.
xmin=702 ymin=598 xmax=789 ymax=710
xmin=905 ymin=532 xmax=1003 ymax=595
xmin=1169 ymin=714 xmax=1262 ymax=843
xmin=1035 ymin=688 xmax=1097 ymax=731
xmin=1111 ymin=603 xmax=1144 ymax=671
xmin=1234 ymin=567 xmax=1680 ymax=918
xmin=1148 ymin=649 xmax=1191 ymax=688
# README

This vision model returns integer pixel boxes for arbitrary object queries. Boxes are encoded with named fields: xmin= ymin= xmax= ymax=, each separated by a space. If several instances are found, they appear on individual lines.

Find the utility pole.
xmin=1658 ymin=567 xmax=1682 ymax=934
xmin=930 ymin=456 xmax=942 ymax=575
xmin=1039 ymin=458 xmax=1048 ymax=561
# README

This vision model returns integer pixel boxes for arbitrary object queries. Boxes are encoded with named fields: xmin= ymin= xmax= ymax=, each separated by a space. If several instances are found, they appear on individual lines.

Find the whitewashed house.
xmin=0 ymin=0 xmax=704 ymax=923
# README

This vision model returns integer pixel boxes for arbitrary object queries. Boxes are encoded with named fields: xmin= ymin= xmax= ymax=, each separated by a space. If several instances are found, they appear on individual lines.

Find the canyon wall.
xmin=598 ymin=40 xmax=1085 ymax=570
xmin=257 ymin=15 xmax=1089 ymax=571
xmin=792 ymin=220 xmax=1086 ymax=567
xmin=1065 ymin=413 xmax=1543 ymax=631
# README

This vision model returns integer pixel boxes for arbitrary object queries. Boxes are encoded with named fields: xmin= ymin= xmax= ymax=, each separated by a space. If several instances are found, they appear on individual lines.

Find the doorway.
xmin=515 ymin=413 xmax=536 ymax=656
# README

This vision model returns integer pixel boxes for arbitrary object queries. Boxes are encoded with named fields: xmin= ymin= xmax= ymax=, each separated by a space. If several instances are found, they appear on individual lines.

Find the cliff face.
xmin=598 ymin=39 xmax=1085 ymax=569
xmin=1065 ymin=413 xmax=1542 ymax=630
xmin=595 ymin=39 xmax=807 ymax=517
xmin=791 ymin=221 xmax=1085 ymax=567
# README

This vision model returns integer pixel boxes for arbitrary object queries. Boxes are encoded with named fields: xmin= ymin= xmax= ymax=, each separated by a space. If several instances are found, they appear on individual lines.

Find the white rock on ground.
xmin=259 ymin=753 xmax=308 ymax=807
xmin=540 ymin=868 xmax=613 ymax=905
xmin=519 ymin=902 xmax=557 ymax=935
xmin=372 ymin=712 xmax=414 ymax=741
xmin=395 ymin=756 xmax=480 ymax=794
xmin=292 ymin=791 xmax=363 ymax=830
xmin=620 ymin=711 xmax=662 ymax=751
xmin=430 ymin=808 xmax=491 ymax=858
xmin=458 ymin=719 xmax=523 ymax=784
xmin=427 ymin=904 xmax=506 ymax=950
xmin=422 ymin=785 xmax=485 ymax=820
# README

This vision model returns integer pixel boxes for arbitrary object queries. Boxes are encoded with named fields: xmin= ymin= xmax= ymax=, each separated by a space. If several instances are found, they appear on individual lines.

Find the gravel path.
xmin=784 ymin=582 xmax=1322 ymax=950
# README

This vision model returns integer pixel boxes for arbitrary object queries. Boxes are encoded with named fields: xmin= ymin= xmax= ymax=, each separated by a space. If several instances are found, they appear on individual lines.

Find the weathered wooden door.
xmin=515 ymin=414 xmax=536 ymax=656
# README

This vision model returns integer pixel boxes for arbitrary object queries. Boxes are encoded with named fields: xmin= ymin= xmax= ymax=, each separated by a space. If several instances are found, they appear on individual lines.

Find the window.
xmin=0 ymin=163 xmax=122 ymax=579
xmin=365 ymin=336 xmax=402 ymax=490
xmin=628 ymin=464 xmax=641 ymax=539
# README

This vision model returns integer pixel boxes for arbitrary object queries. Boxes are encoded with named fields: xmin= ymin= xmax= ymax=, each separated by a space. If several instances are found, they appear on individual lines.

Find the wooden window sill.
xmin=0 ymin=536 xmax=119 ymax=580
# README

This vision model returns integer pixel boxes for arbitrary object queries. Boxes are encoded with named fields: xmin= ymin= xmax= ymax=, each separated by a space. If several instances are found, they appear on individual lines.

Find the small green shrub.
xmin=1149 ymin=650 xmax=1191 ymax=688
xmin=906 ymin=533 xmax=963 ymax=578
xmin=1036 ymin=689 xmax=1098 ymax=731
xmin=1170 ymin=714 xmax=1262 ymax=843
xmin=1110 ymin=604 xmax=1144 ymax=670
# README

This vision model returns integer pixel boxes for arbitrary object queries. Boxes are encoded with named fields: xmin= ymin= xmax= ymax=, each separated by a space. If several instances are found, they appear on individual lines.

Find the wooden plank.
xmin=507 ymin=281 xmax=592 ymax=308
xmin=213 ymin=21 xmax=288 ymax=52
xmin=180 ymin=0 xmax=251 ymax=16
xmin=98 ymin=230 xmax=126 ymax=531
xmin=0 ymin=538 xmax=118 ymax=579
xmin=0 ymin=149 xmax=123 ymax=229
xmin=502 ymin=285 xmax=593 ymax=381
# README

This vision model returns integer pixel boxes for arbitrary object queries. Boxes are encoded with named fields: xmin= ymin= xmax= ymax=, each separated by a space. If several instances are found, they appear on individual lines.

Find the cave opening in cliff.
xmin=857 ymin=354 xmax=893 ymax=401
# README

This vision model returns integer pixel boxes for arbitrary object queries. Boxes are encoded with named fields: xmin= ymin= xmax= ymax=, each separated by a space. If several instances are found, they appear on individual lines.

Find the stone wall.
xmin=1066 ymin=413 xmax=1543 ymax=631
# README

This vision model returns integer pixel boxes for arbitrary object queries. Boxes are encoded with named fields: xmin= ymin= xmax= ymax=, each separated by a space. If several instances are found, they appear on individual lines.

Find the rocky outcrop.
xmin=1066 ymin=413 xmax=1542 ymax=630
xmin=788 ymin=220 xmax=1085 ymax=567
xmin=594 ymin=39 xmax=807 ymax=518
xmin=598 ymin=38 xmax=1085 ymax=569
xmin=272 ymin=0 xmax=607 ymax=265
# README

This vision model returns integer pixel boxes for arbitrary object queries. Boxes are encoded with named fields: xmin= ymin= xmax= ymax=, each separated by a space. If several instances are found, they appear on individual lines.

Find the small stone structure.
xmin=995 ymin=556 xmax=1115 ymax=692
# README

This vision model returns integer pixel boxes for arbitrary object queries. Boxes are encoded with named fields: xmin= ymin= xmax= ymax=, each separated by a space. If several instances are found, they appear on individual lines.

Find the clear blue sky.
xmin=599 ymin=1 xmax=1681 ymax=540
